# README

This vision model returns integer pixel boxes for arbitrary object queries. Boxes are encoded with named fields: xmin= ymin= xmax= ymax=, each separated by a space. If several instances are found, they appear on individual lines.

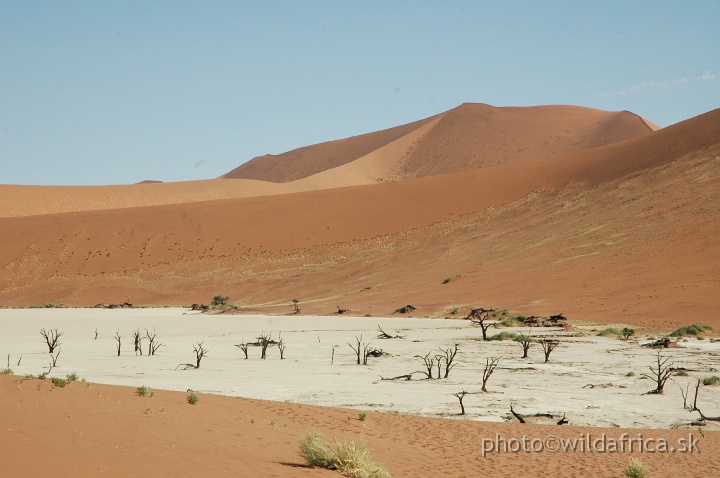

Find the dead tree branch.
xmin=481 ymin=357 xmax=501 ymax=392
xmin=376 ymin=325 xmax=405 ymax=339
xmin=40 ymin=328 xmax=63 ymax=353
xmin=642 ymin=351 xmax=674 ymax=394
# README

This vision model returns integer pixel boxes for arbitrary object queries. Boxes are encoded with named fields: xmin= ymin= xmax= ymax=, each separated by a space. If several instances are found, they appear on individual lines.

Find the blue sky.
xmin=1 ymin=1 xmax=718 ymax=186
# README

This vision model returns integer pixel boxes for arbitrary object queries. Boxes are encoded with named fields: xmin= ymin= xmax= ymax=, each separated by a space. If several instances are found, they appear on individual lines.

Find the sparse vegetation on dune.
xmin=669 ymin=324 xmax=713 ymax=337
xmin=299 ymin=432 xmax=390 ymax=478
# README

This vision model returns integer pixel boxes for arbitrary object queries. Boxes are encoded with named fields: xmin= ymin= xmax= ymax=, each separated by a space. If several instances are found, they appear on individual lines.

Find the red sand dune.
xmin=2 ymin=375 xmax=717 ymax=478
xmin=0 ymin=104 xmax=655 ymax=218
xmin=1 ymin=105 xmax=719 ymax=331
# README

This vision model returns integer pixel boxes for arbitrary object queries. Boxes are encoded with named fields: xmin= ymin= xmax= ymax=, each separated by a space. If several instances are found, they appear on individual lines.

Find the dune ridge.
xmin=0 ymin=103 xmax=657 ymax=218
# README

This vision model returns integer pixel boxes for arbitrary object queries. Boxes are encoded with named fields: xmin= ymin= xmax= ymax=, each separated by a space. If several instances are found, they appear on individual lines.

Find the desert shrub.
xmin=702 ymin=376 xmax=720 ymax=386
xmin=1 ymin=368 xmax=13 ymax=375
xmin=442 ymin=277 xmax=453 ymax=284
xmin=498 ymin=315 xmax=527 ymax=327
xmin=625 ymin=457 xmax=648 ymax=478
xmin=488 ymin=331 xmax=518 ymax=341
xmin=66 ymin=372 xmax=79 ymax=382
xmin=669 ymin=324 xmax=713 ymax=337
xmin=359 ymin=411 xmax=367 ymax=421
xmin=211 ymin=295 xmax=229 ymax=307
xmin=597 ymin=327 xmax=621 ymax=337
xmin=299 ymin=432 xmax=390 ymax=478
xmin=137 ymin=385 xmax=149 ymax=396
xmin=187 ymin=392 xmax=199 ymax=404
xmin=50 ymin=377 xmax=68 ymax=388
xmin=674 ymin=370 xmax=689 ymax=377
xmin=30 ymin=303 xmax=57 ymax=308
xmin=626 ymin=371 xmax=636 ymax=377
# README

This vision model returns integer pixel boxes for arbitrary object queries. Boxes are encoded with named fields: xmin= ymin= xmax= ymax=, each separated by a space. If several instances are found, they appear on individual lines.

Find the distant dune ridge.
xmin=1 ymin=103 xmax=719 ymax=330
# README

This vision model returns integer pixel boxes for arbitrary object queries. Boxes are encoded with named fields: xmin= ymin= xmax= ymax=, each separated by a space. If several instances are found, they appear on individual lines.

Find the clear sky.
xmin=1 ymin=1 xmax=718 ymax=186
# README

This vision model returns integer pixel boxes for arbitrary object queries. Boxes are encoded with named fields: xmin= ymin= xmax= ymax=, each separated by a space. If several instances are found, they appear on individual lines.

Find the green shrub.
xmin=66 ymin=372 xmax=79 ymax=382
xmin=626 ymin=371 xmax=636 ymax=377
xmin=50 ymin=377 xmax=68 ymax=388
xmin=597 ymin=327 xmax=621 ymax=337
xmin=30 ymin=303 xmax=57 ymax=308
xmin=442 ymin=277 xmax=453 ymax=284
xmin=625 ymin=457 xmax=648 ymax=478
xmin=702 ymin=376 xmax=720 ymax=386
xmin=187 ymin=392 xmax=199 ymax=405
xmin=359 ymin=411 xmax=367 ymax=421
xmin=489 ymin=331 xmax=518 ymax=341
xmin=498 ymin=315 xmax=527 ymax=327
xmin=299 ymin=432 xmax=390 ymax=478
xmin=137 ymin=385 xmax=149 ymax=396
xmin=1 ymin=368 xmax=13 ymax=375
xmin=669 ymin=324 xmax=713 ymax=337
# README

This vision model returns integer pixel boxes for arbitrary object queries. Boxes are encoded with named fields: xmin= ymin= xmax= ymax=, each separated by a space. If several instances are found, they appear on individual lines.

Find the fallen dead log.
xmin=510 ymin=404 xmax=568 ymax=425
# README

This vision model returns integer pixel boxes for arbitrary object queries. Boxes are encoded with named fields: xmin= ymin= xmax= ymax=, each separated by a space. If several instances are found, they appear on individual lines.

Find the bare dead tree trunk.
xmin=453 ymin=390 xmax=470 ymax=415
xmin=194 ymin=342 xmax=208 ymax=368
xmin=348 ymin=335 xmax=363 ymax=365
xmin=540 ymin=339 xmax=560 ymax=363
xmin=481 ymin=357 xmax=500 ymax=392
xmin=133 ymin=329 xmax=143 ymax=356
xmin=94 ymin=328 xmax=99 ymax=340
xmin=434 ymin=354 xmax=444 ymax=379
xmin=257 ymin=333 xmax=275 ymax=359
xmin=235 ymin=340 xmax=249 ymax=359
xmin=145 ymin=328 xmax=163 ymax=355
xmin=278 ymin=339 xmax=286 ymax=359
xmin=516 ymin=334 xmax=532 ymax=358
xmin=642 ymin=351 xmax=674 ymax=394
xmin=114 ymin=331 xmax=121 ymax=357
xmin=40 ymin=328 xmax=63 ymax=353
xmin=50 ymin=349 xmax=61 ymax=368
xmin=416 ymin=352 xmax=435 ymax=379
xmin=465 ymin=307 xmax=496 ymax=341
xmin=681 ymin=379 xmax=720 ymax=421
xmin=441 ymin=343 xmax=460 ymax=378
xmin=331 ymin=345 xmax=337 ymax=364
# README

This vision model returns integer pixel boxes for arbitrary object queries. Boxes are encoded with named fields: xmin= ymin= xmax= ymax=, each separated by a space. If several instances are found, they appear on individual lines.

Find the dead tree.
xmin=257 ymin=333 xmax=276 ymax=359
xmin=49 ymin=349 xmax=61 ymax=368
xmin=510 ymin=404 xmax=568 ymax=425
xmin=515 ymin=333 xmax=533 ymax=359
xmin=235 ymin=341 xmax=249 ymax=359
xmin=291 ymin=299 xmax=301 ymax=315
xmin=278 ymin=338 xmax=286 ymax=359
xmin=193 ymin=342 xmax=208 ymax=368
xmin=440 ymin=343 xmax=460 ymax=378
xmin=642 ymin=351 xmax=674 ymax=394
xmin=40 ymin=328 xmax=63 ymax=353
xmin=376 ymin=325 xmax=405 ymax=339
xmin=133 ymin=329 xmax=143 ymax=355
xmin=380 ymin=373 xmax=415 ymax=381
xmin=481 ymin=357 xmax=501 ymax=392
xmin=465 ymin=307 xmax=496 ymax=341
xmin=416 ymin=352 xmax=436 ymax=379
xmin=681 ymin=379 xmax=720 ymax=422
xmin=114 ymin=331 xmax=121 ymax=357
xmin=94 ymin=328 xmax=99 ymax=340
xmin=348 ymin=335 xmax=371 ymax=365
xmin=145 ymin=328 xmax=163 ymax=355
xmin=434 ymin=354 xmax=444 ymax=379
xmin=539 ymin=339 xmax=560 ymax=363
xmin=453 ymin=390 xmax=472 ymax=415
xmin=177 ymin=342 xmax=208 ymax=370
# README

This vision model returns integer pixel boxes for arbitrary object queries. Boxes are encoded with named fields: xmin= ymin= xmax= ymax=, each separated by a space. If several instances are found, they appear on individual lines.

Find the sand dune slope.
xmin=0 ymin=109 xmax=718 ymax=329
xmin=1 ymin=376 xmax=716 ymax=477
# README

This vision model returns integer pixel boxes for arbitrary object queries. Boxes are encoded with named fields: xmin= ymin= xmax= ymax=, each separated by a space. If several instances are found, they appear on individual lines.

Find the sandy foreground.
xmin=2 ymin=308 xmax=719 ymax=476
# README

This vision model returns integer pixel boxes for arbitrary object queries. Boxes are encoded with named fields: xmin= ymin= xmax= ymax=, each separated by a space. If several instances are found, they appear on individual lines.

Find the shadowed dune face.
xmin=0 ymin=106 xmax=719 ymax=331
